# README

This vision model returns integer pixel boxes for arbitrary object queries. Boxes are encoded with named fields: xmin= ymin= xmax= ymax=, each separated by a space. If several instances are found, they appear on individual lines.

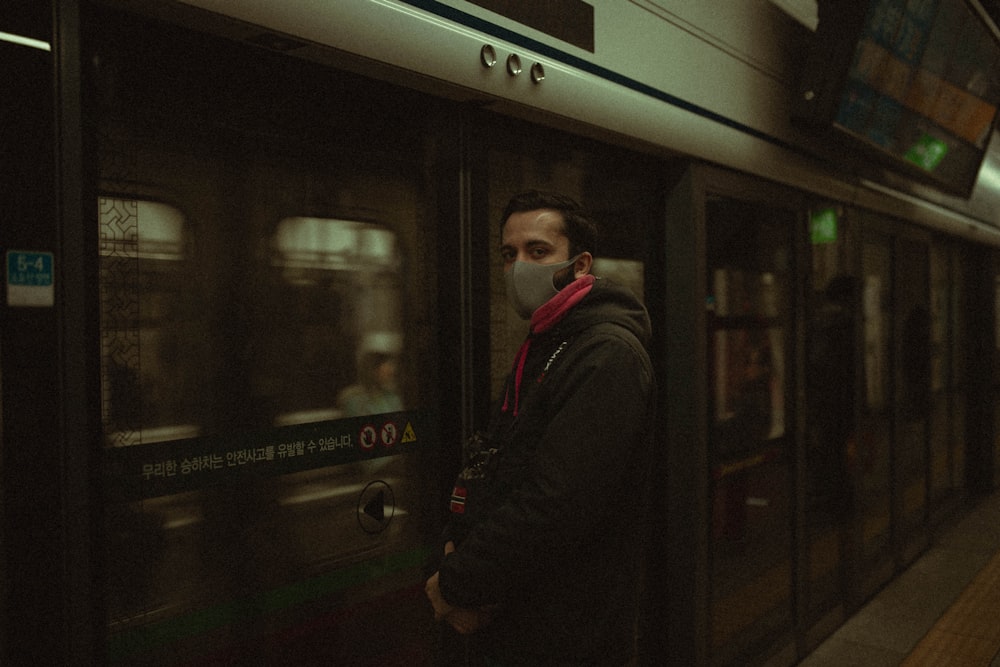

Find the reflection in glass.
xmin=270 ymin=217 xmax=404 ymax=424
xmin=713 ymin=326 xmax=784 ymax=451
xmin=93 ymin=14 xmax=445 ymax=661
xmin=804 ymin=273 xmax=858 ymax=616
xmin=863 ymin=273 xmax=889 ymax=412
xmin=927 ymin=244 xmax=965 ymax=506
xmin=857 ymin=237 xmax=893 ymax=570
xmin=484 ymin=125 xmax=659 ymax=399
xmin=273 ymin=217 xmax=397 ymax=271
xmin=592 ymin=257 xmax=644 ymax=303
xmin=706 ymin=196 xmax=792 ymax=664
xmin=99 ymin=198 xmax=199 ymax=446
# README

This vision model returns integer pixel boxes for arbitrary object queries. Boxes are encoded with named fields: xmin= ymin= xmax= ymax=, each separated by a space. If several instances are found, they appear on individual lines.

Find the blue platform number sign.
xmin=6 ymin=250 xmax=55 ymax=307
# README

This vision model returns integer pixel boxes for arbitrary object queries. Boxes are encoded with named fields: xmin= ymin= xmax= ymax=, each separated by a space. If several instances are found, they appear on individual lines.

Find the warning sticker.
xmin=380 ymin=421 xmax=398 ymax=448
xmin=402 ymin=422 xmax=417 ymax=443
xmin=104 ymin=409 xmax=436 ymax=501
xmin=359 ymin=425 xmax=378 ymax=451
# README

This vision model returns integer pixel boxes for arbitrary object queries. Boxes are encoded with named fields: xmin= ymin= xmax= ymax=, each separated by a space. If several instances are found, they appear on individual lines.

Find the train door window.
xmin=929 ymin=241 xmax=965 ymax=512
xmin=479 ymin=114 xmax=663 ymax=401
xmin=92 ymin=8 xmax=449 ymax=664
xmin=267 ymin=216 xmax=403 ymax=424
xmin=803 ymin=205 xmax=858 ymax=624
xmin=99 ymin=198 xmax=199 ymax=444
xmin=993 ymin=268 xmax=1000 ymax=479
xmin=948 ymin=248 xmax=967 ymax=495
xmin=705 ymin=191 xmax=794 ymax=665
xmin=857 ymin=223 xmax=894 ymax=591
xmin=894 ymin=234 xmax=931 ymax=562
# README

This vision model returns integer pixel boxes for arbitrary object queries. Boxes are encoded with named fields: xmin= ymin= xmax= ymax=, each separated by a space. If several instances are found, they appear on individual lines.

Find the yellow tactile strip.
xmin=901 ymin=549 xmax=1000 ymax=666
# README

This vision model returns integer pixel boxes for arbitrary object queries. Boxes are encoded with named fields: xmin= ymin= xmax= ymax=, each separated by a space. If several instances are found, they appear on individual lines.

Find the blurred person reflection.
xmin=725 ymin=332 xmax=774 ymax=453
xmin=717 ymin=331 xmax=773 ymax=542
xmin=902 ymin=305 xmax=931 ymax=421
xmin=806 ymin=275 xmax=857 ymax=519
xmin=337 ymin=332 xmax=404 ymax=417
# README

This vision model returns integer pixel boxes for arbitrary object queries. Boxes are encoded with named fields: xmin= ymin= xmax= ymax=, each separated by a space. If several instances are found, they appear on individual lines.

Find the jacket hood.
xmin=554 ymin=276 xmax=652 ymax=350
xmin=502 ymin=275 xmax=651 ymax=417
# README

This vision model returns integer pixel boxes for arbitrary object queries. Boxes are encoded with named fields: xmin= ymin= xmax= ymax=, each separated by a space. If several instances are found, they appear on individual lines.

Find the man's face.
xmin=499 ymin=209 xmax=571 ymax=272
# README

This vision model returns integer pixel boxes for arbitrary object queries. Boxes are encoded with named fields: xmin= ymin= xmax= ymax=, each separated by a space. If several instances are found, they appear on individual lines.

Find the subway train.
xmin=3 ymin=0 xmax=1000 ymax=665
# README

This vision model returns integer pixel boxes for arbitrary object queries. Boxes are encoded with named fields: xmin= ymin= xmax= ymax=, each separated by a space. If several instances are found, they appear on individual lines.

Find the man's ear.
xmin=574 ymin=252 xmax=594 ymax=278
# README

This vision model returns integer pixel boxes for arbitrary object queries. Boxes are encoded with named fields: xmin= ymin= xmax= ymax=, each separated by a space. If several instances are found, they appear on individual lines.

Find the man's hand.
xmin=425 ymin=541 xmax=492 ymax=635
xmin=424 ymin=570 xmax=453 ymax=620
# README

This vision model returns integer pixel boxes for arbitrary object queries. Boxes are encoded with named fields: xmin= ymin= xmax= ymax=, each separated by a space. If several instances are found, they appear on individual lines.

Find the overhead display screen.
xmin=798 ymin=0 xmax=1000 ymax=197
xmin=464 ymin=0 xmax=594 ymax=51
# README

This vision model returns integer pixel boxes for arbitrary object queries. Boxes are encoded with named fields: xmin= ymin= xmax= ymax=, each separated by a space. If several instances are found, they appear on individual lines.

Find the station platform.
xmin=800 ymin=488 xmax=1000 ymax=666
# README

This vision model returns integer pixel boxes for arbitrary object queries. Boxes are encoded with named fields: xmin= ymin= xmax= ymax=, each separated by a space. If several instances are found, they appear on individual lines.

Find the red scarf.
xmin=502 ymin=275 xmax=595 ymax=416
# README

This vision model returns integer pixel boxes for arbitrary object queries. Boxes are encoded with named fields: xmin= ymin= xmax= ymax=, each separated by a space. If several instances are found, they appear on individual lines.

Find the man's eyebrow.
xmin=500 ymin=239 xmax=554 ymax=249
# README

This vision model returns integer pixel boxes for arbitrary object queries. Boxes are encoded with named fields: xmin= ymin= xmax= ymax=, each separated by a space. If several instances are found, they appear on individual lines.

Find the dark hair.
xmin=500 ymin=190 xmax=600 ymax=257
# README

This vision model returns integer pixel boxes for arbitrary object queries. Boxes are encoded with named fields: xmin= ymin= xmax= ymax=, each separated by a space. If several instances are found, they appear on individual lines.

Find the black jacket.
xmin=439 ymin=276 xmax=656 ymax=665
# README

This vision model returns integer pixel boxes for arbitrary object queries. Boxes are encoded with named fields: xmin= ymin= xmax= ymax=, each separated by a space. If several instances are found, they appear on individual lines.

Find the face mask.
xmin=505 ymin=256 xmax=579 ymax=320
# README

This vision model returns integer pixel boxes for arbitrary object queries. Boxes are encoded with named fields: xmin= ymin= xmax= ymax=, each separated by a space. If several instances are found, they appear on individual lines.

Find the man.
xmin=425 ymin=191 xmax=656 ymax=665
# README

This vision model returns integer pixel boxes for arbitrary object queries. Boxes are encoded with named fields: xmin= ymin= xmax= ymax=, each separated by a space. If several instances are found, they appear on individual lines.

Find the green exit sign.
xmin=810 ymin=208 xmax=838 ymax=245
xmin=905 ymin=134 xmax=948 ymax=171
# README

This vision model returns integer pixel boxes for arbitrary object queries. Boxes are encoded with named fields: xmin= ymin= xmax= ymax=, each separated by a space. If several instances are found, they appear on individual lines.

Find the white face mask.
xmin=504 ymin=256 xmax=578 ymax=320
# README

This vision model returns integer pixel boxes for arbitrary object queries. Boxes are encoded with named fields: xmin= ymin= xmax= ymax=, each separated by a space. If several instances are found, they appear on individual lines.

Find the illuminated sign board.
xmin=796 ymin=0 xmax=1000 ymax=197
xmin=105 ymin=411 xmax=434 ymax=501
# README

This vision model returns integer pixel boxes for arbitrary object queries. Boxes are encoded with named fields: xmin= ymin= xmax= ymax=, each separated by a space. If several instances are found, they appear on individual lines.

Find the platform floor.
xmin=799 ymin=489 xmax=1000 ymax=666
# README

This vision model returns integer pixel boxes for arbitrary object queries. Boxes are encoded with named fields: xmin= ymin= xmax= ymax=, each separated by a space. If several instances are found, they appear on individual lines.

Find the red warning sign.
xmin=380 ymin=421 xmax=398 ymax=448
xmin=359 ymin=425 xmax=378 ymax=451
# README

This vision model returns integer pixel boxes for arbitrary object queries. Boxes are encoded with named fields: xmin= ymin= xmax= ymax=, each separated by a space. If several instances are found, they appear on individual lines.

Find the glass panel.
xmin=483 ymin=116 xmax=660 ymax=396
xmin=804 ymin=206 xmax=856 ymax=620
xmin=706 ymin=194 xmax=793 ymax=664
xmin=858 ymin=235 xmax=892 ymax=571
xmin=268 ymin=217 xmax=404 ymax=423
xmin=94 ymin=10 xmax=445 ymax=663
xmin=593 ymin=257 xmax=645 ymax=302
xmin=712 ymin=325 xmax=785 ymax=447
xmin=710 ymin=461 xmax=792 ymax=659
xmin=991 ymin=274 xmax=1000 ymax=486
xmin=477 ymin=111 xmax=664 ymax=662
xmin=895 ymin=237 xmax=930 ymax=546
xmin=100 ymin=199 xmax=199 ymax=444
xmin=930 ymin=245 xmax=949 ymax=396
xmin=929 ymin=243 xmax=955 ymax=504
xmin=950 ymin=252 xmax=967 ymax=491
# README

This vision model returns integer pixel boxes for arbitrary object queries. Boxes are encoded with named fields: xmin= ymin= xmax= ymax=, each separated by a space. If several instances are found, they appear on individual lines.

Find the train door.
xmin=992 ymin=255 xmax=1000 ymax=488
xmin=1 ymin=5 xmax=58 ymax=664
xmin=856 ymin=215 xmax=933 ymax=599
xmin=700 ymin=170 xmax=799 ymax=666
xmin=964 ymin=247 xmax=1000 ymax=495
xmin=853 ymin=223 xmax=896 ymax=597
xmin=993 ymin=254 xmax=1000 ymax=489
xmin=470 ymin=108 xmax=669 ymax=658
xmin=2 ymin=3 xmax=99 ymax=664
xmin=927 ymin=240 xmax=967 ymax=520
xmin=802 ymin=204 xmax=859 ymax=643
xmin=893 ymin=232 xmax=932 ymax=566
xmin=88 ymin=7 xmax=459 ymax=664
xmin=473 ymin=112 xmax=665 ymax=397
xmin=963 ymin=246 xmax=1000 ymax=495
xmin=965 ymin=250 xmax=1000 ymax=495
